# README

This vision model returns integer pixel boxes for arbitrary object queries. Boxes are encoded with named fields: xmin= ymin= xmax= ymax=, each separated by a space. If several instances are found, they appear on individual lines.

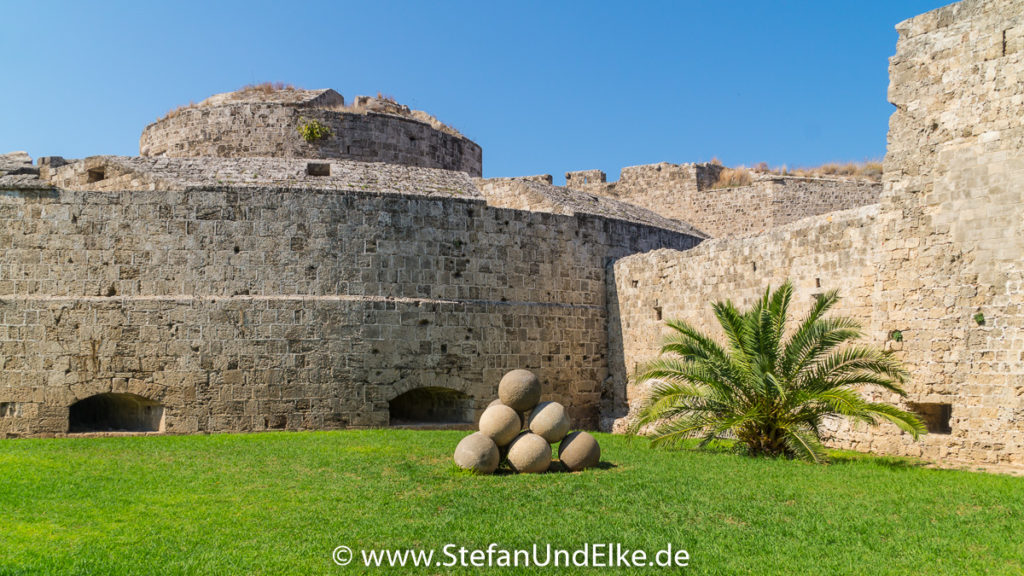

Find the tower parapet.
xmin=139 ymin=86 xmax=482 ymax=176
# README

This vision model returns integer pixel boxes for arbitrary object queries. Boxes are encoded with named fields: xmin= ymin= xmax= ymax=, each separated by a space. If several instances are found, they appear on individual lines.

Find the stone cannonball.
xmin=558 ymin=431 xmax=601 ymax=472
xmin=478 ymin=404 xmax=522 ymax=447
xmin=527 ymin=401 xmax=571 ymax=444
xmin=454 ymin=432 xmax=500 ymax=474
xmin=506 ymin=432 xmax=552 ymax=474
xmin=498 ymin=369 xmax=541 ymax=412
xmin=487 ymin=398 xmax=525 ymax=429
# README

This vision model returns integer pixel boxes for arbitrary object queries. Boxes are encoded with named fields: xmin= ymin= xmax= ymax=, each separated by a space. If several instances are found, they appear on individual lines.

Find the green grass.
xmin=0 ymin=430 xmax=1020 ymax=575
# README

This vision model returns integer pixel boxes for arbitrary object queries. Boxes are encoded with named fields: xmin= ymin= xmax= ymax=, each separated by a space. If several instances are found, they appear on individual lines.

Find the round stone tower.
xmin=139 ymin=86 xmax=482 ymax=176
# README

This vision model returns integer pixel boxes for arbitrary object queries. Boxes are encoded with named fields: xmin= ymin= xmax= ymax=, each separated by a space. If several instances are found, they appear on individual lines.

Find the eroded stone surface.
xmin=564 ymin=162 xmax=879 ymax=238
xmin=507 ymin=432 xmax=551 ymax=474
xmin=454 ymin=432 xmax=500 ymax=474
xmin=528 ymin=401 xmax=571 ymax=443
xmin=559 ymin=431 xmax=601 ymax=471
xmin=139 ymin=87 xmax=481 ymax=176
xmin=498 ymin=370 xmax=542 ymax=413
xmin=478 ymin=404 xmax=521 ymax=447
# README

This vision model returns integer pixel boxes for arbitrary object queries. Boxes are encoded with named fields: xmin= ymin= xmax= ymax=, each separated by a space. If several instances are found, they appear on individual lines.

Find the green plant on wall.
xmin=973 ymin=312 xmax=986 ymax=326
xmin=297 ymin=118 xmax=333 ymax=143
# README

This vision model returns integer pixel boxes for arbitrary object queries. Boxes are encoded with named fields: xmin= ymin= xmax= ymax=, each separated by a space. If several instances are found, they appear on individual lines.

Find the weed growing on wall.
xmin=297 ymin=118 xmax=333 ymax=143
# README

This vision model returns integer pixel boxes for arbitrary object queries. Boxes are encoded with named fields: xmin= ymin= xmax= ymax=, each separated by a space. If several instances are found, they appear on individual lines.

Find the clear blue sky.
xmin=1 ymin=0 xmax=950 ymax=183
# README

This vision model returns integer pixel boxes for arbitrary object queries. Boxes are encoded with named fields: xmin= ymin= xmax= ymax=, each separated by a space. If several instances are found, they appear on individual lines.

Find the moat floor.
xmin=0 ymin=430 xmax=1020 ymax=575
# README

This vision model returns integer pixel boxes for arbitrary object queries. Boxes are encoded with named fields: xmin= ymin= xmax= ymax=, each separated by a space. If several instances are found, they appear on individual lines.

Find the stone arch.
xmin=388 ymin=377 xmax=476 ymax=401
xmin=388 ymin=387 xmax=474 ymax=426
xmin=68 ymin=393 xmax=165 ymax=433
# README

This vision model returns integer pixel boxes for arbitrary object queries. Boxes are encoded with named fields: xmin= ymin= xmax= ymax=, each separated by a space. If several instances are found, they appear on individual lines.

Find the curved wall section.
xmin=139 ymin=104 xmax=483 ymax=176
xmin=0 ymin=187 xmax=699 ymax=437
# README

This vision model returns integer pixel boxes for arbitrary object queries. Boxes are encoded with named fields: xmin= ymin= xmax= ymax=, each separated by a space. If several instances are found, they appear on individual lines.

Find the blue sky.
xmin=1 ymin=0 xmax=950 ymax=183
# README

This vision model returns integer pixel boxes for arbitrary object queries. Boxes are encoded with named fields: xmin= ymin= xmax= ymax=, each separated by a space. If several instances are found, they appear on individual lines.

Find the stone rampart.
xmin=565 ymin=162 xmax=878 ymax=237
xmin=867 ymin=0 xmax=1024 ymax=466
xmin=607 ymin=206 xmax=882 ymax=430
xmin=0 ymin=185 xmax=700 ymax=437
xmin=608 ymin=0 xmax=1024 ymax=468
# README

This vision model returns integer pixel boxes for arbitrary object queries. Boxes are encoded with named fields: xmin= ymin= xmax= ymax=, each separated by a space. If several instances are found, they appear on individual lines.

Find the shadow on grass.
xmin=827 ymin=451 xmax=927 ymax=470
xmin=449 ymin=461 xmax=617 ymax=477
xmin=545 ymin=460 xmax=618 ymax=474
xmin=633 ymin=437 xmax=931 ymax=471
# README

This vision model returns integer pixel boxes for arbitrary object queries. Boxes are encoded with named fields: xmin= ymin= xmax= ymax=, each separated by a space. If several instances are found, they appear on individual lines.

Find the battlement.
xmin=562 ymin=161 xmax=878 ymax=237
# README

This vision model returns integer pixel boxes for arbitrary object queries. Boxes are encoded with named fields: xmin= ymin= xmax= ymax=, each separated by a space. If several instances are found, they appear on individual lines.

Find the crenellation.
xmin=564 ymin=161 xmax=878 ymax=238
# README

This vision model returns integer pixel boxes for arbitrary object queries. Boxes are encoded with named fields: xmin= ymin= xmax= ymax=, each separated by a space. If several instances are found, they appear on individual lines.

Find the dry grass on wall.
xmin=709 ymin=160 xmax=883 ymax=189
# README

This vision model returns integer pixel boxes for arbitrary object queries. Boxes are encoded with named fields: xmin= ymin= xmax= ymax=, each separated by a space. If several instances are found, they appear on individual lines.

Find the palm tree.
xmin=628 ymin=282 xmax=925 ymax=462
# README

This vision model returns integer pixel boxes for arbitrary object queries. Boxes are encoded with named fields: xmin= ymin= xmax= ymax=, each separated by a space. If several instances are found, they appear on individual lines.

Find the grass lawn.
xmin=0 ymin=430 xmax=1021 ymax=575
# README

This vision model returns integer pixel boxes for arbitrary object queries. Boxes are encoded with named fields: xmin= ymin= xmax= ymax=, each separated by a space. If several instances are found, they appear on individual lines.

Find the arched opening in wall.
xmin=389 ymin=387 xmax=474 ymax=428
xmin=68 ymin=393 xmax=165 ymax=433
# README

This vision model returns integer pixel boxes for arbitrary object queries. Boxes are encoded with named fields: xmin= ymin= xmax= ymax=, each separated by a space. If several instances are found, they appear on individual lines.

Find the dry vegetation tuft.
xmin=161 ymin=101 xmax=197 ymax=121
xmin=710 ymin=160 xmax=883 ymax=189
xmin=157 ymin=82 xmax=303 ymax=122
xmin=236 ymin=82 xmax=301 ymax=96
xmin=792 ymin=161 xmax=884 ymax=181
xmin=712 ymin=167 xmax=753 ymax=189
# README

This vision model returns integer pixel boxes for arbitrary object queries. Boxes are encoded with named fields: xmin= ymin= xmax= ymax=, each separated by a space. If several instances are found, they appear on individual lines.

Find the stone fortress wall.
xmin=2 ymin=0 xmax=1022 ymax=470
xmin=1 ymin=75 xmax=707 ymax=438
xmin=869 ymin=0 xmax=1024 ymax=466
xmin=139 ymin=89 xmax=483 ymax=176
xmin=608 ymin=0 xmax=1024 ymax=468
xmin=564 ymin=162 xmax=880 ymax=238
xmin=607 ymin=207 xmax=885 ymax=440
xmin=0 ymin=153 xmax=701 ymax=437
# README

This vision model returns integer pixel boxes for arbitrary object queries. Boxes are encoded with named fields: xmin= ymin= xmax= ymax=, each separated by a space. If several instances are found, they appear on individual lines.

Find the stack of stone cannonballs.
xmin=453 ymin=369 xmax=601 ymax=475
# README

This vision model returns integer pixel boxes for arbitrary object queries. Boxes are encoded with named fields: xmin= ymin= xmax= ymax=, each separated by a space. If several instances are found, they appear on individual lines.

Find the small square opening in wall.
xmin=654 ymin=306 xmax=663 ymax=321
xmin=86 ymin=168 xmax=106 ymax=183
xmin=910 ymin=402 xmax=952 ymax=434
xmin=306 ymin=162 xmax=330 ymax=177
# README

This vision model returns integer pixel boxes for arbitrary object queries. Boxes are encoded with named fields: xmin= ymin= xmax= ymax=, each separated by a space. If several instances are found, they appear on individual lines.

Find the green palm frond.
xmin=636 ymin=357 xmax=743 ymax=403
xmin=783 ymin=315 xmax=863 ymax=380
xmin=630 ymin=280 xmax=925 ymax=462
xmin=802 ymin=346 xmax=909 ymax=391
xmin=781 ymin=425 xmax=828 ymax=463
xmin=862 ymin=402 xmax=927 ymax=439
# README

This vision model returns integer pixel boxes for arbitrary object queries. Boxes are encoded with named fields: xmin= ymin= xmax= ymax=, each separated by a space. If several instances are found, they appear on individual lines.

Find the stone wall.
xmin=0 ymin=185 xmax=700 ymax=437
xmin=866 ymin=0 xmax=1024 ymax=466
xmin=140 ymin=103 xmax=483 ymax=176
xmin=564 ymin=169 xmax=609 ymax=189
xmin=565 ymin=162 xmax=878 ymax=238
xmin=687 ymin=177 xmax=881 ymax=238
xmin=607 ymin=206 xmax=882 ymax=429
xmin=43 ymin=156 xmax=481 ymax=199
xmin=608 ymin=0 xmax=1024 ymax=468
xmin=475 ymin=177 xmax=705 ymax=238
